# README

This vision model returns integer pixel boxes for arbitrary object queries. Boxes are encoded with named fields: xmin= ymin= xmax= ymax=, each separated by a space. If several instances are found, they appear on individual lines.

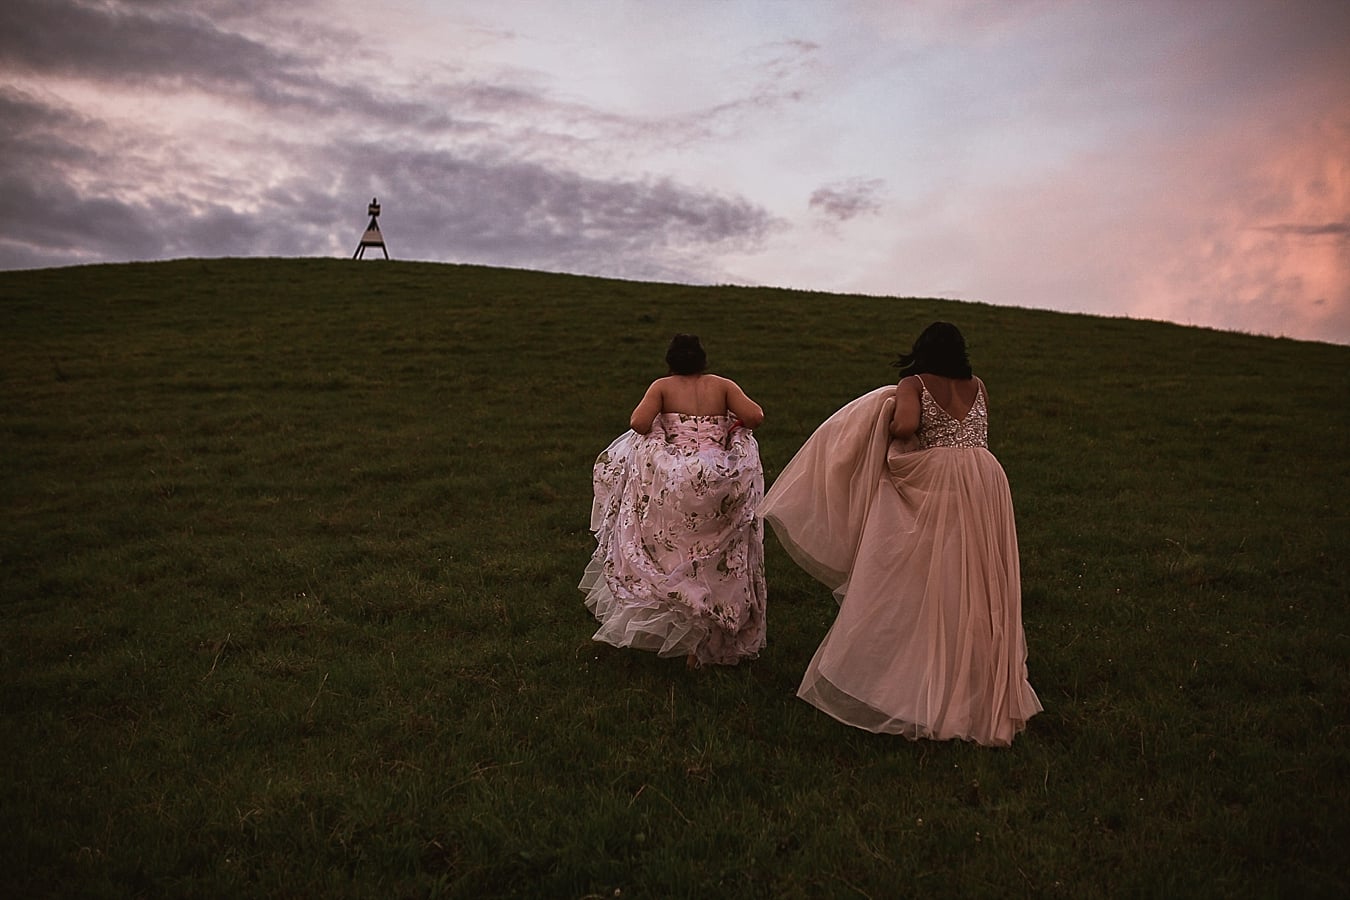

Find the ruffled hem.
xmin=580 ymin=557 xmax=708 ymax=659
xmin=798 ymin=669 xmax=1042 ymax=748
xmin=580 ymin=557 xmax=762 ymax=667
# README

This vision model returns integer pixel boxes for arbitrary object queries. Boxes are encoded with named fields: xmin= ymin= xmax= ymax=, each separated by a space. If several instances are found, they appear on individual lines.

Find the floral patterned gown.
xmin=580 ymin=413 xmax=767 ymax=666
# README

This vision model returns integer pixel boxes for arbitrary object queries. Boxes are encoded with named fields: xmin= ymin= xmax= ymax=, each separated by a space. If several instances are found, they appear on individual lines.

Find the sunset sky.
xmin=2 ymin=0 xmax=1347 ymax=344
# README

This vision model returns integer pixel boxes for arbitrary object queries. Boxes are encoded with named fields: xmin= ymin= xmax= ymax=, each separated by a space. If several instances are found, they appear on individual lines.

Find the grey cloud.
xmin=322 ymin=143 xmax=782 ymax=281
xmin=0 ymin=0 xmax=736 ymax=147
xmin=0 ymin=88 xmax=101 ymax=168
xmin=1258 ymin=222 xmax=1350 ymax=239
xmin=755 ymin=39 xmax=821 ymax=86
xmin=0 ymin=95 xmax=781 ymax=279
xmin=0 ymin=0 xmax=439 ymax=127
xmin=0 ymin=0 xmax=784 ymax=279
xmin=0 ymin=0 xmax=306 ymax=89
xmin=0 ymin=1 xmax=654 ymax=147
xmin=809 ymin=178 xmax=885 ymax=222
xmin=0 ymin=88 xmax=160 ymax=265
xmin=0 ymin=173 xmax=162 ymax=266
xmin=607 ymin=39 xmax=820 ymax=150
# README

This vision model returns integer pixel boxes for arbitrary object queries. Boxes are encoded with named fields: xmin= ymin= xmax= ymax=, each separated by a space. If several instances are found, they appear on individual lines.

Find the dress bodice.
xmin=654 ymin=413 xmax=737 ymax=453
xmin=918 ymin=380 xmax=988 ymax=449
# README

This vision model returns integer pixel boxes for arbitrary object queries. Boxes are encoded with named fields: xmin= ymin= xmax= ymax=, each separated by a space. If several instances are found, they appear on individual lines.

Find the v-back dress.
xmin=760 ymin=379 xmax=1041 ymax=746
xmin=580 ymin=412 xmax=767 ymax=666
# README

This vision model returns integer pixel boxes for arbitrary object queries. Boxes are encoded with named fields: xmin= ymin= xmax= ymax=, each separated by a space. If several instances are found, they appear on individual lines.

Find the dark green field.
xmin=2 ymin=258 xmax=1347 ymax=897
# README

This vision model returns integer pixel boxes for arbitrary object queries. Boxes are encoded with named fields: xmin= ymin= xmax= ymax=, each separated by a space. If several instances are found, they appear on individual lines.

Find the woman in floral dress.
xmin=580 ymin=334 xmax=767 ymax=667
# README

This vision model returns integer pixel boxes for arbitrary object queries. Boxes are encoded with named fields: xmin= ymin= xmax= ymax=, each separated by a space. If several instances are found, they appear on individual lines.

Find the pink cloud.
xmin=868 ymin=34 xmax=1350 ymax=344
xmin=1124 ymin=114 xmax=1350 ymax=342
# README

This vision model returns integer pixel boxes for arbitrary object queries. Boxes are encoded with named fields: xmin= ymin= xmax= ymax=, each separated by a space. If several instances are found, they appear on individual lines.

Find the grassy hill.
xmin=2 ymin=258 xmax=1347 ymax=897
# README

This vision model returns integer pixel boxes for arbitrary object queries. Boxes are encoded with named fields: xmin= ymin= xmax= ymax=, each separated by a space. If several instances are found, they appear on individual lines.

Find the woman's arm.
xmin=723 ymin=377 xmax=765 ymax=428
xmin=890 ymin=376 xmax=922 ymax=441
xmin=629 ymin=380 xmax=663 ymax=434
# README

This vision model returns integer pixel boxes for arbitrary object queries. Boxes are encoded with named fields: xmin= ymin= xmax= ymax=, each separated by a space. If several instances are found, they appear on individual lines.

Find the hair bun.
xmin=666 ymin=334 xmax=708 ymax=375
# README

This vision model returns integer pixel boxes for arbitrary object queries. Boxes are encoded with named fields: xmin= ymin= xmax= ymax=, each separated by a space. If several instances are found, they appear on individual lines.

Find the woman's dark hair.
xmin=892 ymin=321 xmax=973 ymax=378
xmin=665 ymin=333 xmax=708 ymax=375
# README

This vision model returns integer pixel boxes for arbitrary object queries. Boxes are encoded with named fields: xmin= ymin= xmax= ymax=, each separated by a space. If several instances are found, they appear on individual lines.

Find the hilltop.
xmin=2 ymin=258 xmax=1347 ymax=897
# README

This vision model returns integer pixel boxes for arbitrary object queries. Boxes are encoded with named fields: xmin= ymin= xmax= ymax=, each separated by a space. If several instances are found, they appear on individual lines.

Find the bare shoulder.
xmin=638 ymin=377 xmax=672 ymax=406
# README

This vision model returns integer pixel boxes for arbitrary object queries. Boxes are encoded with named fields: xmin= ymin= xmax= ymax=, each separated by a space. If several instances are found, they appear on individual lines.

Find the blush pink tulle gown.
xmin=580 ymin=413 xmax=767 ymax=666
xmin=761 ymin=381 xmax=1041 ymax=746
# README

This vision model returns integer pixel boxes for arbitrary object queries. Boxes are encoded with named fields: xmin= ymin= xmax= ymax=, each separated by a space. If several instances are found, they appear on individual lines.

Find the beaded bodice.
xmin=918 ymin=379 xmax=988 ymax=449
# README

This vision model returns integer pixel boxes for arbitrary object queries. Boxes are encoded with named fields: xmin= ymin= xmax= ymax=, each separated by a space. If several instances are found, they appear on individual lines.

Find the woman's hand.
xmin=891 ymin=434 xmax=921 ymax=454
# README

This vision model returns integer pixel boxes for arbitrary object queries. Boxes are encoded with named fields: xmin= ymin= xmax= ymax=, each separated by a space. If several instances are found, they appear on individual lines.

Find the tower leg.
xmin=353 ymin=213 xmax=389 ymax=259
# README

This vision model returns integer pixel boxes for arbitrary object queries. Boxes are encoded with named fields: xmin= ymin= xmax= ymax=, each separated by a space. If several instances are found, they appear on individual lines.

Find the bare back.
xmin=917 ymin=375 xmax=981 ymax=422
xmin=630 ymin=373 xmax=765 ymax=433
xmin=891 ymin=373 xmax=983 ymax=441
xmin=658 ymin=374 xmax=738 ymax=416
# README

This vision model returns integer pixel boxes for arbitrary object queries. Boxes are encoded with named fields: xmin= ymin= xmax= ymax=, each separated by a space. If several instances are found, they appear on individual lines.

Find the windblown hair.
xmin=665 ymin=333 xmax=708 ymax=375
xmin=892 ymin=321 xmax=973 ymax=378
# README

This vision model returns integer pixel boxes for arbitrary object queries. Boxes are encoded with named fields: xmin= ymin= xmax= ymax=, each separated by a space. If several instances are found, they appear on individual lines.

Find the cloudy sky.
xmin=2 ymin=0 xmax=1348 ymax=344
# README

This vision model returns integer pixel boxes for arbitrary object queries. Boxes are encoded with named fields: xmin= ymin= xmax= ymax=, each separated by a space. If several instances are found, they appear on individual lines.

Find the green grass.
xmin=2 ymin=258 xmax=1347 ymax=898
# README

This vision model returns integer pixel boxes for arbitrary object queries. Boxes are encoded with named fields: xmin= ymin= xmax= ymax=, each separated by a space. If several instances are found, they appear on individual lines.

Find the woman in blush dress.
xmin=760 ymin=322 xmax=1041 ymax=746
xmin=580 ymin=334 xmax=767 ymax=668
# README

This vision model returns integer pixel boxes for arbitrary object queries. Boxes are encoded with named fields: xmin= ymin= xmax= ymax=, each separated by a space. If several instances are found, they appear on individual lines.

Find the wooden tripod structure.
xmin=353 ymin=197 xmax=390 ymax=259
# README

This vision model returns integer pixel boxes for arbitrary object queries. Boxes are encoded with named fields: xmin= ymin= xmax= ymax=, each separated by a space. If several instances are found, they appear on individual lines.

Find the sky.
xmin=2 ymin=0 xmax=1348 ymax=345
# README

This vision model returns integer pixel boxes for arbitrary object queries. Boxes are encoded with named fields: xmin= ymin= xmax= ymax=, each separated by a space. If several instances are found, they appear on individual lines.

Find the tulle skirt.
xmin=762 ymin=388 xmax=1041 ymax=745
xmin=581 ymin=414 xmax=767 ymax=666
